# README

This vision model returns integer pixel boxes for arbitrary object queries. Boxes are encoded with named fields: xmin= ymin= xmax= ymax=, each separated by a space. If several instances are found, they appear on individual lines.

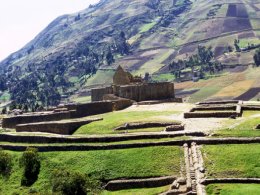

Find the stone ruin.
xmin=91 ymin=66 xmax=175 ymax=102
xmin=1 ymin=66 xmax=178 ymax=135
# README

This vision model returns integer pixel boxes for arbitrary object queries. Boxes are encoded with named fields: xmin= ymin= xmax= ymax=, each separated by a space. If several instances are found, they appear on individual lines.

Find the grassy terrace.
xmin=0 ymin=146 xmax=182 ymax=194
xmin=214 ymin=111 xmax=260 ymax=137
xmin=75 ymin=110 xmax=180 ymax=135
xmin=202 ymin=144 xmax=260 ymax=178
xmin=206 ymin=184 xmax=260 ymax=195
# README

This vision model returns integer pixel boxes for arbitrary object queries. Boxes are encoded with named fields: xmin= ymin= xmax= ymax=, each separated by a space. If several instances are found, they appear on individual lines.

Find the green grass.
xmin=85 ymin=70 xmax=114 ymax=86
xmin=202 ymin=144 xmax=260 ymax=178
xmin=102 ymin=185 xmax=169 ymax=195
xmin=0 ymin=146 xmax=182 ymax=194
xmin=140 ymin=22 xmax=156 ymax=33
xmin=75 ymin=110 xmax=180 ymax=135
xmin=214 ymin=116 xmax=260 ymax=137
xmin=70 ymin=95 xmax=91 ymax=103
xmin=206 ymin=184 xmax=260 ymax=195
xmin=238 ymin=38 xmax=260 ymax=48
xmin=152 ymin=73 xmax=175 ymax=82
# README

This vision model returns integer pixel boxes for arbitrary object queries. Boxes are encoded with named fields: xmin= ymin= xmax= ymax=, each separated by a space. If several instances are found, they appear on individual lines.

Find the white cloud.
xmin=0 ymin=0 xmax=100 ymax=61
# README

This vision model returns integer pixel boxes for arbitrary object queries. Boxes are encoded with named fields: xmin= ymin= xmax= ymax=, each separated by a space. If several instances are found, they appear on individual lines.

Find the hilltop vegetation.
xmin=0 ymin=0 xmax=260 ymax=106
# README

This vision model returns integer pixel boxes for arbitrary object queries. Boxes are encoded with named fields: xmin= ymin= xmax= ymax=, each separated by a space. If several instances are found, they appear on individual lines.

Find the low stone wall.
xmin=197 ymin=100 xmax=240 ymax=105
xmin=201 ymin=178 xmax=260 ymax=185
xmin=190 ymin=106 xmax=236 ymax=112
xmin=105 ymin=176 xmax=175 ymax=191
xmin=114 ymin=122 xmax=181 ymax=130
xmin=2 ymin=111 xmax=72 ymax=129
xmin=103 ymin=94 xmax=133 ymax=111
xmin=165 ymin=125 xmax=184 ymax=132
xmin=242 ymin=105 xmax=260 ymax=111
xmin=16 ymin=118 xmax=102 ymax=135
xmin=184 ymin=111 xmax=238 ymax=118
xmin=0 ymin=132 xmax=206 ymax=144
xmin=1 ymin=137 xmax=260 ymax=152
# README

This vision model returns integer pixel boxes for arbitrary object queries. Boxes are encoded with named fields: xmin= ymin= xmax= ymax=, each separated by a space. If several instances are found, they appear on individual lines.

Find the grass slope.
xmin=75 ymin=110 xmax=180 ymax=135
xmin=214 ymin=111 xmax=260 ymax=137
xmin=202 ymin=144 xmax=260 ymax=178
xmin=206 ymin=184 xmax=260 ymax=195
xmin=0 ymin=146 xmax=182 ymax=194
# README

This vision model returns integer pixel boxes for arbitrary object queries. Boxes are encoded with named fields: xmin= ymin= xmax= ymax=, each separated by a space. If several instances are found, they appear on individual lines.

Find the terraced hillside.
xmin=0 ymin=0 xmax=259 ymax=106
xmin=0 ymin=101 xmax=260 ymax=194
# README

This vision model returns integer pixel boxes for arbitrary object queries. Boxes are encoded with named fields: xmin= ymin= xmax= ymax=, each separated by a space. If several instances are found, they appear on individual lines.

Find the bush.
xmin=51 ymin=169 xmax=101 ymax=195
xmin=1 ymin=107 xmax=7 ymax=114
xmin=19 ymin=147 xmax=41 ymax=186
xmin=0 ymin=148 xmax=13 ymax=177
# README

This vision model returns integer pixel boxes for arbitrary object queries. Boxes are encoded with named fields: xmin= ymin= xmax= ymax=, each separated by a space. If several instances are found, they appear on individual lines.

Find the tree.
xmin=20 ymin=147 xmax=41 ymax=186
xmin=51 ymin=169 xmax=101 ymax=195
xmin=234 ymin=39 xmax=240 ymax=51
xmin=254 ymin=49 xmax=260 ymax=67
xmin=1 ymin=107 xmax=7 ymax=114
xmin=106 ymin=47 xmax=114 ymax=65
xmin=0 ymin=148 xmax=13 ymax=177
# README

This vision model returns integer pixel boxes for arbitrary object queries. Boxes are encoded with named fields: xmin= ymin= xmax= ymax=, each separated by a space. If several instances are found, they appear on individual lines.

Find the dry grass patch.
xmin=212 ymin=80 xmax=254 ymax=98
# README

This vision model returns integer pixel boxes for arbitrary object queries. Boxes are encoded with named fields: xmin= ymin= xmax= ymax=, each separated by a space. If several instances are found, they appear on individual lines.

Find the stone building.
xmin=91 ymin=66 xmax=175 ymax=102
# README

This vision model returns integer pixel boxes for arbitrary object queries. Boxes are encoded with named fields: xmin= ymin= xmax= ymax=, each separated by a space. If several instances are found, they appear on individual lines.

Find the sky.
xmin=0 ymin=0 xmax=100 ymax=61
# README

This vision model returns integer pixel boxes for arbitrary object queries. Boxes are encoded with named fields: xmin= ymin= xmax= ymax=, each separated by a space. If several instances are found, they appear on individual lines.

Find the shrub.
xmin=19 ymin=147 xmax=41 ymax=186
xmin=51 ymin=169 xmax=101 ymax=195
xmin=1 ymin=107 xmax=7 ymax=114
xmin=0 ymin=148 xmax=13 ymax=177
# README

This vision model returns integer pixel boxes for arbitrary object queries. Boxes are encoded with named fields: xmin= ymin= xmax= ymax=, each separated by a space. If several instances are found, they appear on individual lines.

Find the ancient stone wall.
xmin=91 ymin=82 xmax=175 ymax=102
xmin=184 ymin=111 xmax=238 ymax=118
xmin=91 ymin=87 xmax=113 ymax=102
xmin=103 ymin=94 xmax=133 ymax=111
xmin=64 ymin=101 xmax=114 ymax=118
xmin=2 ymin=111 xmax=72 ymax=129
xmin=105 ymin=176 xmax=175 ymax=191
xmin=16 ymin=118 xmax=102 ymax=135
xmin=116 ymin=82 xmax=175 ymax=102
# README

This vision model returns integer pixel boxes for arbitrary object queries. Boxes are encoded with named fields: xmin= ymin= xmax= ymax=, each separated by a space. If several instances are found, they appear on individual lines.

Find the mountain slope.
xmin=0 ymin=0 xmax=260 ymax=106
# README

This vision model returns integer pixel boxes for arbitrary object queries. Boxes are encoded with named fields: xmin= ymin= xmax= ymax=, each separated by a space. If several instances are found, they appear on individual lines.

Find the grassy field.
xmin=206 ymin=184 xmax=260 ymax=195
xmin=0 ymin=146 xmax=182 ymax=194
xmin=85 ymin=70 xmax=114 ymax=87
xmin=70 ymin=95 xmax=91 ymax=103
xmin=202 ymin=144 xmax=260 ymax=178
xmin=75 ymin=110 xmax=180 ymax=135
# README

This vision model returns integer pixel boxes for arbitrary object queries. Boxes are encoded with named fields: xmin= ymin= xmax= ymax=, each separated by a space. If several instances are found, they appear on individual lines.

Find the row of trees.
xmin=169 ymin=46 xmax=224 ymax=79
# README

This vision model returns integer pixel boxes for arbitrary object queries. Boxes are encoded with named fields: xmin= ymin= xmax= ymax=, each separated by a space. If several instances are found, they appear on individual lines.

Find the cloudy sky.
xmin=0 ymin=0 xmax=99 ymax=61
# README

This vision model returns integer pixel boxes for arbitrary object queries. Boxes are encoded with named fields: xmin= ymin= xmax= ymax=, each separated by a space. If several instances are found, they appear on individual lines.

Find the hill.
xmin=0 ymin=0 xmax=260 ymax=107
